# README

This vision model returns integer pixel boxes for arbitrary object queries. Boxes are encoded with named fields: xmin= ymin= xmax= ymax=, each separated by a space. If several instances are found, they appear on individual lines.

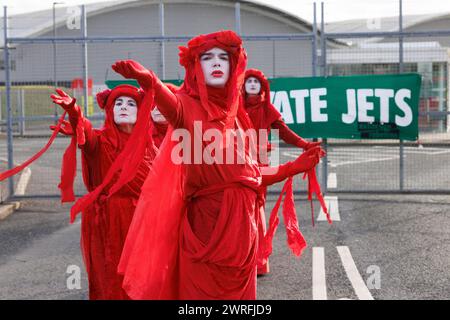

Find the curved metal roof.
xmin=1 ymin=0 xmax=317 ymax=42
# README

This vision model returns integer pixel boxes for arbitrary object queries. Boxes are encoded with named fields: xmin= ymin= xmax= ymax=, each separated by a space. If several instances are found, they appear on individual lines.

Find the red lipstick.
xmin=212 ymin=70 xmax=224 ymax=78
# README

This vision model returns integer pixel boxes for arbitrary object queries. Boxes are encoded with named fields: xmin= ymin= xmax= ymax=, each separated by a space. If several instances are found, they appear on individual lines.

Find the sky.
xmin=1 ymin=0 xmax=450 ymax=22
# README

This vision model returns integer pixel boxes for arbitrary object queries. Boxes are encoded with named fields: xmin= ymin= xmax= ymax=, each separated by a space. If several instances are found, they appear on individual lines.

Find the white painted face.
xmin=113 ymin=96 xmax=137 ymax=125
xmin=151 ymin=106 xmax=167 ymax=124
xmin=245 ymin=77 xmax=261 ymax=95
xmin=200 ymin=47 xmax=230 ymax=88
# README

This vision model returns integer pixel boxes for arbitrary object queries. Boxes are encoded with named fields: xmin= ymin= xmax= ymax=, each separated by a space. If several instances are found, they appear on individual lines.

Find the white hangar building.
xmin=1 ymin=0 xmax=338 ymax=85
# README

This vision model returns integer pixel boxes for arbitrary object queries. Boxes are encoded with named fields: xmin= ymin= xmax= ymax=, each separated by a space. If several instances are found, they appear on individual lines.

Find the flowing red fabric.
xmin=304 ymin=169 xmax=332 ymax=225
xmin=0 ymin=112 xmax=67 ymax=182
xmin=58 ymin=106 xmax=89 ymax=203
xmin=65 ymin=85 xmax=155 ymax=300
xmin=58 ymin=133 xmax=77 ymax=202
xmin=243 ymin=69 xmax=281 ymax=133
xmin=179 ymin=30 xmax=247 ymax=130
xmin=259 ymin=177 xmax=307 ymax=265
xmin=118 ymin=126 xmax=185 ymax=299
xmin=68 ymin=85 xmax=156 ymax=223
xmin=151 ymin=121 xmax=168 ymax=148
xmin=150 ymin=82 xmax=177 ymax=148
xmin=242 ymin=68 xmax=331 ymax=272
xmin=117 ymin=30 xmax=263 ymax=300
xmin=243 ymin=69 xmax=281 ymax=274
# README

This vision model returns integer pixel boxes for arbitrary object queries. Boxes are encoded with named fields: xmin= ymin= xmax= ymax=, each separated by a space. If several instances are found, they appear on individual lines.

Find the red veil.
xmin=243 ymin=68 xmax=282 ymax=133
xmin=118 ymin=30 xmax=256 ymax=299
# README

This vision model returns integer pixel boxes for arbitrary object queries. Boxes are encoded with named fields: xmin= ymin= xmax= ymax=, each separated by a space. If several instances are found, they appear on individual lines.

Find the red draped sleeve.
xmin=271 ymin=119 xmax=309 ymax=149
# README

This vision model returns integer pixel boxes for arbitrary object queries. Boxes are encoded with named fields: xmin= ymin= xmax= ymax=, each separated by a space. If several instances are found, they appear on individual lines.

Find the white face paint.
xmin=245 ymin=77 xmax=261 ymax=95
xmin=113 ymin=96 xmax=137 ymax=126
xmin=151 ymin=106 xmax=167 ymax=124
xmin=200 ymin=47 xmax=230 ymax=88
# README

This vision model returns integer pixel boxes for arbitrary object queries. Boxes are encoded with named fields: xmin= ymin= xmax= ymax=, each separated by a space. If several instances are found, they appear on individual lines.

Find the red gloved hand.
xmin=288 ymin=146 xmax=325 ymax=175
xmin=261 ymin=146 xmax=325 ymax=186
xmin=50 ymin=120 xmax=74 ymax=136
xmin=50 ymin=89 xmax=79 ymax=118
xmin=303 ymin=141 xmax=322 ymax=150
xmin=111 ymin=59 xmax=154 ymax=91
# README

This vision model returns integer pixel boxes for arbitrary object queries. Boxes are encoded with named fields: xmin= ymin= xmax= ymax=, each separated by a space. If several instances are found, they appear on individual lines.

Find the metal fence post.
xmin=3 ymin=6 xmax=14 ymax=196
xmin=235 ymin=2 xmax=241 ymax=35
xmin=272 ymin=40 xmax=276 ymax=78
xmin=0 ymin=91 xmax=2 ymax=126
xmin=17 ymin=89 xmax=21 ymax=136
xmin=19 ymin=89 xmax=25 ymax=136
xmin=159 ymin=1 xmax=166 ymax=80
xmin=320 ymin=1 xmax=328 ymax=193
xmin=312 ymin=2 xmax=317 ymax=77
xmin=399 ymin=0 xmax=405 ymax=191
xmin=52 ymin=2 xmax=62 ymax=124
xmin=81 ymin=5 xmax=89 ymax=116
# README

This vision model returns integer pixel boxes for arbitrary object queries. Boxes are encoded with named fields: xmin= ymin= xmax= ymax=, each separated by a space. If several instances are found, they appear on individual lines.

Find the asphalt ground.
xmin=0 ymin=136 xmax=449 ymax=300
xmin=0 ymin=194 xmax=449 ymax=300
xmin=2 ymin=136 xmax=450 ymax=197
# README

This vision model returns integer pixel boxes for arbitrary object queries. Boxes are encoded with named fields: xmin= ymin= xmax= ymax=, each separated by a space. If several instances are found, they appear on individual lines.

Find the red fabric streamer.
xmin=0 ymin=112 xmax=67 ymax=182
xmin=62 ymin=84 xmax=155 ymax=300
xmin=303 ymin=169 xmax=332 ymax=225
xmin=68 ymin=86 xmax=155 ymax=223
xmin=260 ymin=177 xmax=307 ymax=265
xmin=117 ymin=30 xmax=261 ymax=300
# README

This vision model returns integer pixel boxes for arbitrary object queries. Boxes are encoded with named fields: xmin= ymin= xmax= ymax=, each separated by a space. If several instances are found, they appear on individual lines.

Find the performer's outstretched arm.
xmin=112 ymin=60 xmax=182 ymax=126
xmin=271 ymin=119 xmax=321 ymax=150
xmin=51 ymin=89 xmax=97 ymax=153
xmin=261 ymin=146 xmax=324 ymax=186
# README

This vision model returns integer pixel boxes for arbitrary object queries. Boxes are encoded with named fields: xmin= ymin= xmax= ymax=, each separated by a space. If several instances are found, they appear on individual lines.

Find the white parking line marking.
xmin=372 ymin=145 xmax=450 ymax=155
xmin=312 ymin=247 xmax=327 ymax=300
xmin=337 ymin=246 xmax=374 ymax=300
xmin=331 ymin=156 xmax=399 ymax=167
xmin=327 ymin=173 xmax=337 ymax=189
xmin=15 ymin=167 xmax=31 ymax=196
xmin=318 ymin=196 xmax=340 ymax=221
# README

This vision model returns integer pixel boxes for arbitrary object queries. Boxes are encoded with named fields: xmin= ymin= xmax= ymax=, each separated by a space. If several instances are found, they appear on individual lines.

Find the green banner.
xmin=269 ymin=73 xmax=421 ymax=140
xmin=106 ymin=73 xmax=421 ymax=140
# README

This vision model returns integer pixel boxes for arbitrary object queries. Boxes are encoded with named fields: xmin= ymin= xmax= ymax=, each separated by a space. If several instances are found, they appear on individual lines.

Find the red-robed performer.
xmin=104 ymin=30 xmax=327 ymax=300
xmin=243 ymin=68 xmax=321 ymax=275
xmin=150 ymin=83 xmax=179 ymax=148
xmin=50 ymin=85 xmax=157 ymax=300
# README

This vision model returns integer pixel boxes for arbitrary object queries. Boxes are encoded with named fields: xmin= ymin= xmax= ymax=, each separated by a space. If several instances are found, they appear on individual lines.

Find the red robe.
xmin=176 ymin=92 xmax=262 ymax=299
xmin=66 ymin=85 xmax=156 ymax=300
xmin=114 ymin=31 xmax=329 ymax=300
xmin=0 ymin=85 xmax=157 ymax=300
xmin=244 ymin=69 xmax=311 ymax=275
xmin=78 ymin=123 xmax=153 ymax=300
xmin=118 ymin=31 xmax=262 ymax=299
xmin=151 ymin=121 xmax=168 ymax=149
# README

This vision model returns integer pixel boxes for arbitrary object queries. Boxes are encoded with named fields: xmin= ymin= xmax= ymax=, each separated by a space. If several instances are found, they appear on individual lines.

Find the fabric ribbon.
xmin=260 ymin=164 xmax=332 ymax=264
xmin=260 ymin=176 xmax=307 ymax=265
xmin=68 ymin=87 xmax=155 ymax=223
xmin=0 ymin=112 xmax=67 ymax=183
xmin=303 ymin=169 xmax=332 ymax=226
xmin=57 ymin=112 xmax=87 ymax=203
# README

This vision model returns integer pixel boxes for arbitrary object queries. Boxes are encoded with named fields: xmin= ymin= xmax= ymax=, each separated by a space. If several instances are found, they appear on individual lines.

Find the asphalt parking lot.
xmin=1 ymin=137 xmax=449 ymax=300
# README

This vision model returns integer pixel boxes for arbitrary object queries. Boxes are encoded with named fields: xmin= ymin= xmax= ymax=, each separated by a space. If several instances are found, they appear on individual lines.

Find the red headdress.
xmin=95 ymin=84 xmax=145 ymax=150
xmin=244 ymin=68 xmax=271 ymax=107
xmin=178 ymin=30 xmax=249 ymax=130
xmin=68 ymin=84 xmax=154 ymax=222
xmin=0 ymin=85 xmax=148 ymax=206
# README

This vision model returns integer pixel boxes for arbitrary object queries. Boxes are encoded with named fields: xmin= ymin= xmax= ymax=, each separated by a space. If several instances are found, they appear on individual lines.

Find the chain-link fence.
xmin=1 ymin=0 xmax=450 ymax=200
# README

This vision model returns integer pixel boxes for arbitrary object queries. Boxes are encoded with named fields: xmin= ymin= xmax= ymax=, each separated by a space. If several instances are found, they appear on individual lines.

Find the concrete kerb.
xmin=0 ymin=157 xmax=30 ymax=221
xmin=0 ymin=201 xmax=21 ymax=220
